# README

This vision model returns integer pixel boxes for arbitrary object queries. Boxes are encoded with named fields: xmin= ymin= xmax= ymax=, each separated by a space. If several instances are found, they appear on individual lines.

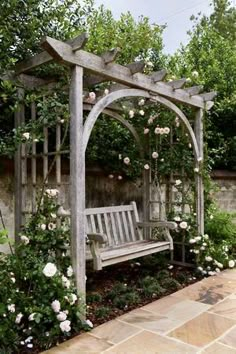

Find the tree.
xmin=167 ymin=0 xmax=236 ymax=170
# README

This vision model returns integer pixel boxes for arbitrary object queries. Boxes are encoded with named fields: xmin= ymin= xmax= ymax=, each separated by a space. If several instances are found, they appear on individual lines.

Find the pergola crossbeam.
xmin=167 ymin=78 xmax=186 ymax=89
xmin=150 ymin=69 xmax=167 ymax=82
xmin=16 ymin=36 xmax=209 ymax=108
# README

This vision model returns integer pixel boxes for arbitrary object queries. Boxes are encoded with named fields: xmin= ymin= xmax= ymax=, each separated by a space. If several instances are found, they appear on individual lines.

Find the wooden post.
xmin=69 ymin=65 xmax=86 ymax=299
xmin=195 ymin=108 xmax=204 ymax=236
xmin=14 ymin=87 xmax=25 ymax=242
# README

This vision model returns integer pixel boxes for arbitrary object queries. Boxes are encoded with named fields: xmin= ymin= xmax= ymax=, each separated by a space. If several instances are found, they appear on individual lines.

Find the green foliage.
xmin=160 ymin=278 xmax=181 ymax=291
xmin=87 ymin=292 xmax=103 ymax=303
xmin=138 ymin=276 xmax=165 ymax=298
xmin=0 ymin=190 xmax=85 ymax=352
xmin=205 ymin=210 xmax=236 ymax=245
xmin=112 ymin=291 xmax=140 ymax=309
xmin=94 ymin=306 xmax=111 ymax=319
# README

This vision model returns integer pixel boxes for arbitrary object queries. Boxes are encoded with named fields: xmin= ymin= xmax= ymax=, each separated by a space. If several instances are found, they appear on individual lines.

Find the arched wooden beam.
xmin=83 ymin=89 xmax=200 ymax=162
xmin=83 ymin=103 xmax=144 ymax=158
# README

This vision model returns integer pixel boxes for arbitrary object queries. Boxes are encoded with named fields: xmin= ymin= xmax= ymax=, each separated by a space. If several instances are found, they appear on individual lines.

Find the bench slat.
xmin=85 ymin=205 xmax=133 ymax=215
xmin=127 ymin=210 xmax=136 ymax=242
xmin=97 ymin=214 xmax=104 ymax=234
xmin=116 ymin=212 xmax=124 ymax=243
xmin=103 ymin=213 xmax=112 ymax=245
xmin=121 ymin=211 xmax=129 ymax=242
xmin=110 ymin=212 xmax=119 ymax=245
xmin=90 ymin=214 xmax=96 ymax=233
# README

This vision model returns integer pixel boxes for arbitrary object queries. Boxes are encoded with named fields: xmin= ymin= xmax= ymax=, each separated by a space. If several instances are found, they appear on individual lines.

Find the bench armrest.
xmin=137 ymin=221 xmax=177 ymax=230
xmin=87 ymin=233 xmax=107 ymax=244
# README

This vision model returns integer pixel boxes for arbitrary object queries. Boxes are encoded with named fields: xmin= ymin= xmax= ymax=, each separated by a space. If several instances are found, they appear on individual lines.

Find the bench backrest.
xmin=85 ymin=201 xmax=143 ymax=247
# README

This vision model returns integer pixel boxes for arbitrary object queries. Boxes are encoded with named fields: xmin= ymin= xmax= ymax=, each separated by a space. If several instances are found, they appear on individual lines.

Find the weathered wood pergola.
xmin=13 ymin=33 xmax=216 ymax=297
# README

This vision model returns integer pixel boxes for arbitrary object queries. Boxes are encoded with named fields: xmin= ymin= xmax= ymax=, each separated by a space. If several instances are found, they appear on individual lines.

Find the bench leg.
xmin=89 ymin=241 xmax=103 ymax=271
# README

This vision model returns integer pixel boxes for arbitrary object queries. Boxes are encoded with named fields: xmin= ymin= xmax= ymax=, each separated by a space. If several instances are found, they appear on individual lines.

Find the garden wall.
xmin=0 ymin=162 xmax=235 ymax=253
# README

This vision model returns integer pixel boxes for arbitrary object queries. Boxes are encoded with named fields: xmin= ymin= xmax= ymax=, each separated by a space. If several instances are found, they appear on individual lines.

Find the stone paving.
xmin=44 ymin=269 xmax=236 ymax=353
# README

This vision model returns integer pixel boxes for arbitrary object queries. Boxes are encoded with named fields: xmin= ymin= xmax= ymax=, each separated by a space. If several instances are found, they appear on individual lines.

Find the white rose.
xmin=11 ymin=277 xmax=16 ymax=283
xmin=148 ymin=118 xmax=154 ymax=125
xmin=67 ymin=266 xmax=73 ymax=277
xmin=59 ymin=320 xmax=71 ymax=333
xmin=57 ymin=312 xmax=67 ymax=322
xmin=203 ymin=234 xmax=209 ymax=240
xmin=154 ymin=127 xmax=161 ymax=134
xmin=7 ymin=304 xmax=15 ymax=313
xmin=208 ymin=271 xmax=216 ymax=276
xmin=138 ymin=99 xmax=145 ymax=106
xmin=117 ymin=175 xmax=123 ymax=180
xmin=159 ymin=128 xmax=165 ymax=135
xmin=28 ymin=313 xmax=36 ymax=321
xmin=194 ymin=168 xmax=199 ymax=173
xmin=163 ymin=127 xmax=170 ymax=134
xmin=43 ymin=263 xmax=57 ymax=277
xmin=88 ymin=92 xmax=96 ymax=101
xmin=228 ymin=260 xmax=235 ymax=268
xmin=23 ymin=132 xmax=30 ymax=140
xmin=20 ymin=235 xmax=29 ymax=245
xmin=195 ymin=236 xmax=201 ymax=241
xmin=45 ymin=189 xmax=59 ymax=197
xmin=193 ymin=249 xmax=199 ymax=254
xmin=152 ymin=152 xmax=158 ymax=159
xmin=40 ymin=224 xmax=46 ymax=231
xmin=48 ymin=222 xmax=56 ymax=230
xmin=179 ymin=221 xmax=188 ymax=229
xmin=209 ymin=215 xmax=214 ymax=220
xmin=62 ymin=276 xmax=70 ymax=289
xmin=192 ymin=70 xmax=199 ymax=78
xmin=188 ymin=143 xmax=192 ymax=148
xmin=175 ymin=179 xmax=182 ymax=186
xmin=129 ymin=110 xmax=134 ymax=118
xmin=50 ymin=213 xmax=57 ymax=219
xmin=123 ymin=157 xmax=130 ymax=165
xmin=200 ymin=246 xmax=205 ymax=250
xmin=144 ymin=164 xmax=150 ymax=170
xmin=139 ymin=110 xmax=145 ymax=116
xmin=51 ymin=300 xmax=61 ymax=313
xmin=186 ymin=77 xmax=191 ymax=83
xmin=174 ymin=216 xmax=181 ymax=222
xmin=104 ymin=89 xmax=109 ymax=95
xmin=15 ymin=313 xmax=23 ymax=324
xmin=197 ymin=266 xmax=203 ymax=272
xmin=108 ymin=174 xmax=114 ymax=179
xmin=215 ymin=268 xmax=221 ymax=273
xmin=144 ymin=128 xmax=149 ymax=134
xmin=189 ymin=239 xmax=196 ymax=244
xmin=85 ymin=319 xmax=94 ymax=328
xmin=205 ymin=256 xmax=213 ymax=262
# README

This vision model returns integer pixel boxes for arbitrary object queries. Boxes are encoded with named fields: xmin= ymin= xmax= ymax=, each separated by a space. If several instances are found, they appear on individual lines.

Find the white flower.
xmin=203 ymin=242 xmax=207 ymax=246
xmin=40 ymin=224 xmax=46 ymax=231
xmin=192 ymin=70 xmax=199 ymax=78
xmin=186 ymin=77 xmax=191 ymax=83
xmin=59 ymin=320 xmax=71 ymax=333
xmin=194 ymin=168 xmax=199 ymax=173
xmin=195 ymin=236 xmax=201 ymax=241
xmin=67 ymin=266 xmax=73 ymax=277
xmin=88 ymin=92 xmax=96 ymax=101
xmin=200 ymin=246 xmax=205 ymax=250
xmin=57 ymin=312 xmax=67 ymax=322
xmin=174 ymin=216 xmax=181 ymax=222
xmin=104 ymin=88 xmax=109 ymax=95
xmin=159 ymin=128 xmax=165 ymax=135
xmin=205 ymin=256 xmax=213 ymax=262
xmin=152 ymin=151 xmax=159 ymax=159
xmin=138 ymin=99 xmax=145 ymax=106
xmin=144 ymin=164 xmax=150 ymax=170
xmin=189 ymin=238 xmax=196 ymax=244
xmin=28 ymin=313 xmax=36 ymax=321
xmin=146 ymin=61 xmax=154 ymax=67
xmin=168 ymin=265 xmax=173 ymax=270
xmin=51 ymin=300 xmax=61 ymax=313
xmin=27 ymin=344 xmax=33 ymax=349
xmin=208 ymin=271 xmax=216 ymax=276
xmin=20 ymin=235 xmax=29 ymax=245
xmin=198 ymin=157 xmax=203 ymax=162
xmin=203 ymin=234 xmax=209 ymax=240
xmin=45 ymin=189 xmax=59 ymax=197
xmin=48 ymin=222 xmax=56 ymax=230
xmin=7 ymin=304 xmax=15 ymax=313
xmin=33 ymin=138 xmax=39 ymax=142
xmin=68 ymin=293 xmax=77 ymax=305
xmin=62 ymin=276 xmax=71 ymax=289
xmin=118 ymin=175 xmax=123 ymax=180
xmin=85 ymin=319 xmax=94 ymax=328
xmin=50 ymin=213 xmax=57 ymax=219
xmin=179 ymin=221 xmax=188 ymax=229
xmin=23 ymin=132 xmax=30 ymax=140
xmin=193 ymin=249 xmax=199 ymax=254
xmin=60 ymin=119 xmax=65 ymax=124
xmin=118 ymin=154 xmax=122 ymax=160
xmin=11 ymin=277 xmax=16 ymax=283
xmin=43 ymin=263 xmax=57 ymax=277
xmin=197 ymin=266 xmax=203 ymax=272
xmin=215 ymin=268 xmax=221 ymax=273
xmin=228 ymin=260 xmax=235 ymax=268
xmin=144 ymin=128 xmax=149 ymax=134
xmin=15 ymin=313 xmax=23 ymax=324
xmin=188 ymin=143 xmax=192 ymax=148
xmin=209 ymin=215 xmax=214 ymax=220
xmin=163 ymin=127 xmax=170 ymax=134
xmin=108 ymin=174 xmax=114 ymax=179
xmin=25 ymin=336 xmax=33 ymax=343
xmin=129 ymin=110 xmax=134 ymax=118
xmin=139 ymin=110 xmax=145 ymax=116
xmin=154 ymin=127 xmax=161 ymax=134
xmin=175 ymin=179 xmax=182 ymax=186
xmin=123 ymin=157 xmax=130 ymax=165
xmin=148 ymin=118 xmax=154 ymax=125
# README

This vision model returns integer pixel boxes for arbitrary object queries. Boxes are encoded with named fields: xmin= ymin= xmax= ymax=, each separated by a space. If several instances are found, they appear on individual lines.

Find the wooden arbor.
xmin=14 ymin=34 xmax=216 ymax=297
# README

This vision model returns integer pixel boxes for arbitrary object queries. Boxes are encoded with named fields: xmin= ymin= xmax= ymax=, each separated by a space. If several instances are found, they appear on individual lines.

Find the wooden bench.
xmin=58 ymin=201 xmax=176 ymax=270
xmin=86 ymin=201 xmax=176 ymax=270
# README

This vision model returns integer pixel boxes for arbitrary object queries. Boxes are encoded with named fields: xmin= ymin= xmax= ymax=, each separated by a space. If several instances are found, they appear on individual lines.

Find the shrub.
xmin=0 ymin=190 xmax=85 ymax=353
xmin=94 ymin=306 xmax=111 ymax=318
